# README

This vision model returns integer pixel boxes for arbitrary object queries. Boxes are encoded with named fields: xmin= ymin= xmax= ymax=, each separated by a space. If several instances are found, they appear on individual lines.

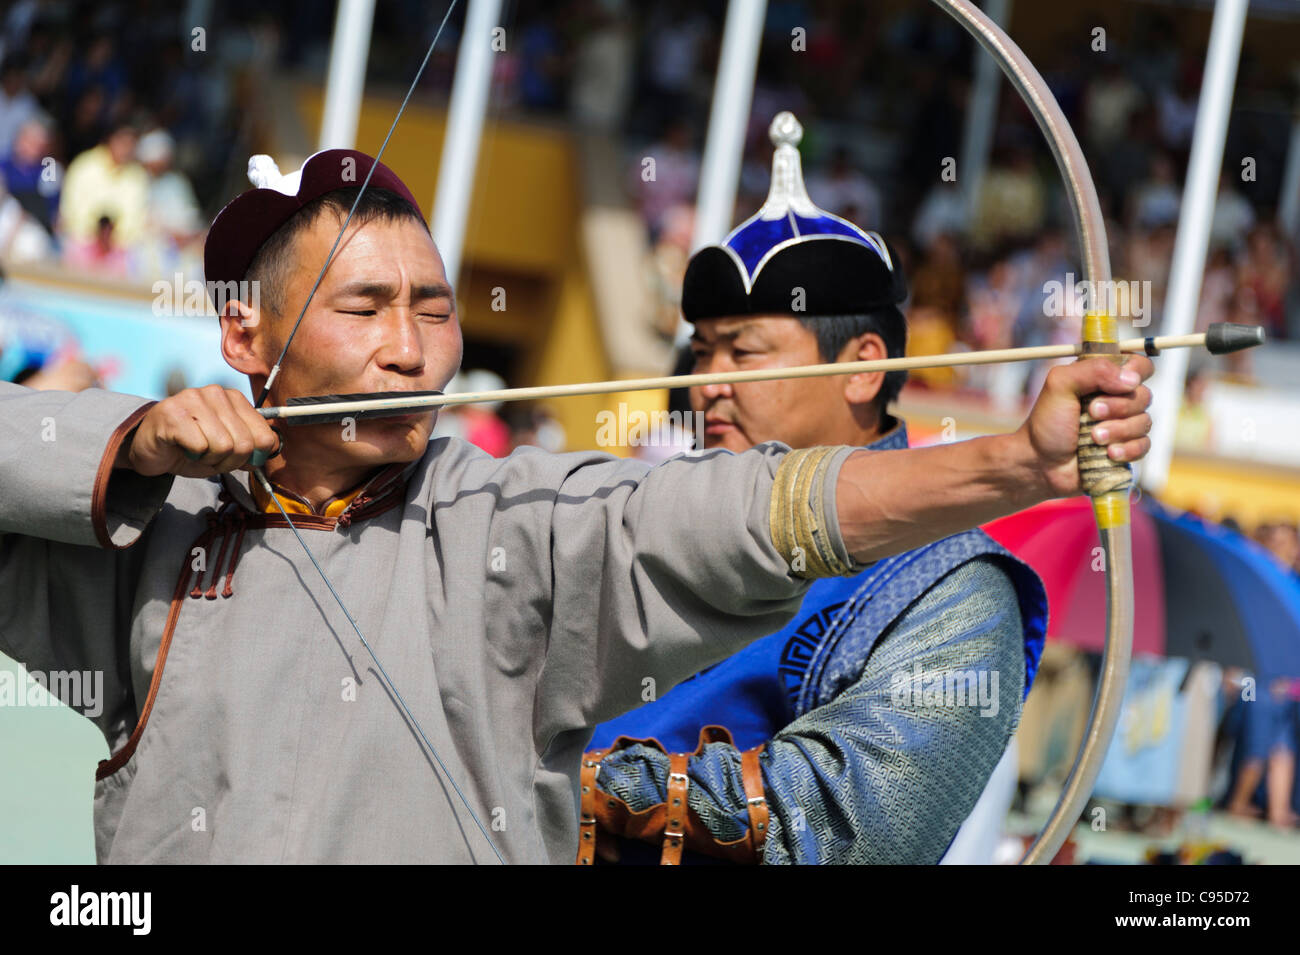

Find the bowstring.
xmin=253 ymin=470 xmax=504 ymax=864
xmin=255 ymin=0 xmax=461 ymax=408
xmin=251 ymin=0 xmax=507 ymax=864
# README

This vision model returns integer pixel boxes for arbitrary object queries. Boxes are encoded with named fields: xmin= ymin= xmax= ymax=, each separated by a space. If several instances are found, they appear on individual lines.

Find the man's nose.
xmin=377 ymin=308 xmax=426 ymax=373
xmin=697 ymin=379 xmax=734 ymax=402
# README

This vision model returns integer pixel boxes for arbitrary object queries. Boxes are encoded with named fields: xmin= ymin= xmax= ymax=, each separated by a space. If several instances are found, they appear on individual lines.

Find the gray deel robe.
xmin=0 ymin=383 xmax=855 ymax=863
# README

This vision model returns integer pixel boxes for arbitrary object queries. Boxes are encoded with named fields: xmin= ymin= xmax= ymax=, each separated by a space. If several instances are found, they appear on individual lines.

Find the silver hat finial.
xmin=758 ymin=112 xmax=817 ymax=220
xmin=769 ymin=112 xmax=802 ymax=148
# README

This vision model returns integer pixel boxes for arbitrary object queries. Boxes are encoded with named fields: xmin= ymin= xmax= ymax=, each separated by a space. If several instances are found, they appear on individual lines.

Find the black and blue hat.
xmin=682 ymin=112 xmax=907 ymax=322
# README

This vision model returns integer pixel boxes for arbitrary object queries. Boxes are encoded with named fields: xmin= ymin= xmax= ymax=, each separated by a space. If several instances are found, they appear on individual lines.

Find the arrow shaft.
xmin=258 ymin=330 xmax=1211 ymax=423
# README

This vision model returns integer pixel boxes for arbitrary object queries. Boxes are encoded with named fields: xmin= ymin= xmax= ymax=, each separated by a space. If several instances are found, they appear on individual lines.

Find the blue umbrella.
xmin=1147 ymin=498 xmax=1300 ymax=682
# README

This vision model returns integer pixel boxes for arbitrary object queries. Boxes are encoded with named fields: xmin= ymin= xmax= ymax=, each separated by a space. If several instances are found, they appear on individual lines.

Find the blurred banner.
xmin=0 ymin=277 xmax=246 ymax=399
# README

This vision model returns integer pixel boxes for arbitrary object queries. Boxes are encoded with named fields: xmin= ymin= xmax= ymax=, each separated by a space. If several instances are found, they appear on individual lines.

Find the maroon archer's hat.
xmin=203 ymin=148 xmax=423 ymax=292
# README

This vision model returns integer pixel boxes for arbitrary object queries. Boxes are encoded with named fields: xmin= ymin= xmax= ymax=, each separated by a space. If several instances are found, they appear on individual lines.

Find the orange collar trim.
xmin=250 ymin=476 xmax=368 ymax=518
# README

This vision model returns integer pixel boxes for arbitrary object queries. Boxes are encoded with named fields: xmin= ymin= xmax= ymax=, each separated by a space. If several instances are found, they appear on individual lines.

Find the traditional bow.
xmin=929 ymin=0 xmax=1132 ymax=864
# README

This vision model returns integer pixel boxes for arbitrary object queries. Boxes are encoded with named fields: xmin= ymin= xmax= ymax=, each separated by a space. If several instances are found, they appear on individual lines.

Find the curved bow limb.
xmin=927 ymin=0 xmax=1132 ymax=865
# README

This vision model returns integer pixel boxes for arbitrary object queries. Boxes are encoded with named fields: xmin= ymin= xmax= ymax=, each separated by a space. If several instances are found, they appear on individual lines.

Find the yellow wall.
xmin=1159 ymin=455 xmax=1300 ymax=530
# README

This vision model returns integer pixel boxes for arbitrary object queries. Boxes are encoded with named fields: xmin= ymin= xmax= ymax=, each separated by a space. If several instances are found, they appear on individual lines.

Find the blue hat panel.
xmin=725 ymin=216 xmax=797 ymax=277
xmin=725 ymin=212 xmax=881 ymax=283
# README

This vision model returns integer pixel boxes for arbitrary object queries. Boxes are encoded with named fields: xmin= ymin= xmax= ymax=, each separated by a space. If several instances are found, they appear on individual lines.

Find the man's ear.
xmin=841 ymin=332 xmax=886 ymax=405
xmin=219 ymin=300 xmax=272 ymax=376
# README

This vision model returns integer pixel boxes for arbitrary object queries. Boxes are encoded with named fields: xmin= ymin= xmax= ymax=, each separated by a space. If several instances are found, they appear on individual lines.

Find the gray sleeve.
xmin=596 ymin=557 xmax=1027 ymax=864
xmin=0 ymin=383 xmax=172 ymax=734
xmin=539 ymin=442 xmax=820 ymax=732
xmin=0 ymin=383 xmax=173 ymax=548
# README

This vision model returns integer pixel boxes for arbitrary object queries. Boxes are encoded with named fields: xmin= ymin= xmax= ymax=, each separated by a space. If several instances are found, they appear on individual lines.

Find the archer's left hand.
xmin=1020 ymin=355 xmax=1155 ymax=499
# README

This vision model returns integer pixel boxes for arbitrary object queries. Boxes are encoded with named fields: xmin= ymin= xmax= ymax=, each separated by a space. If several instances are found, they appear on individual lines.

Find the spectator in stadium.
xmin=1256 ymin=521 xmax=1300 ymax=581
xmin=970 ymin=141 xmax=1047 ymax=253
xmin=62 ymin=34 xmax=128 ymax=128
xmin=58 ymin=122 xmax=148 ymax=261
xmin=517 ymin=9 xmax=568 ymax=113
xmin=62 ymin=213 xmax=131 ymax=279
xmin=434 ymin=369 xmax=512 ymax=458
xmin=637 ymin=1 xmax=711 ymax=135
xmin=1196 ymin=244 xmax=1237 ymax=335
xmin=1128 ymin=151 xmax=1181 ymax=233
xmin=1235 ymin=223 xmax=1291 ymax=340
xmin=1083 ymin=59 xmax=1144 ymax=155
xmin=136 ymin=128 xmax=203 ymax=276
xmin=912 ymin=180 xmax=968 ymax=252
xmin=906 ymin=230 xmax=965 ymax=389
xmin=568 ymin=0 xmax=634 ymax=133
xmin=1210 ymin=170 xmax=1256 ymax=252
xmin=0 ymin=54 xmax=40 ymax=159
xmin=807 ymin=146 xmax=883 ymax=230
xmin=0 ymin=116 xmax=59 ymax=234
xmin=1173 ymin=364 xmax=1213 ymax=452
xmin=629 ymin=118 xmax=699 ymax=240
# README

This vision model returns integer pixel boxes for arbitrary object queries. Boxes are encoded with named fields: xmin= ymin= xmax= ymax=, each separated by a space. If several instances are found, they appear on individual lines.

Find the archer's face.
xmin=689 ymin=315 xmax=873 ymax=454
xmin=254 ymin=214 xmax=462 ymax=467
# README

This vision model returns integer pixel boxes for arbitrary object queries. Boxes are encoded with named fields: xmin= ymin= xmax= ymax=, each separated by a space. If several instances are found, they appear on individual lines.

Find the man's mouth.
xmin=704 ymin=417 xmax=739 ymax=436
xmin=379 ymin=410 xmax=434 ymax=424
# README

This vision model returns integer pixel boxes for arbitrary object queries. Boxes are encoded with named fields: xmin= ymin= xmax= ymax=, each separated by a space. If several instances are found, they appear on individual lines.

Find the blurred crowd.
xmin=463 ymin=0 xmax=1300 ymax=404
xmin=0 ymin=0 xmax=286 ymax=281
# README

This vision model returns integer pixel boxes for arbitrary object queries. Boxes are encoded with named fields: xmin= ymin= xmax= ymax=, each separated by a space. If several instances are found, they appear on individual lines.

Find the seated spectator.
xmin=0 ymin=182 xmax=53 ymax=261
xmin=906 ymin=231 xmax=965 ymax=388
xmin=970 ymin=143 xmax=1047 ymax=252
xmin=1256 ymin=520 xmax=1300 ymax=581
xmin=1235 ymin=224 xmax=1289 ymax=339
xmin=912 ymin=181 xmax=968 ymax=252
xmin=1084 ymin=59 xmax=1143 ymax=154
xmin=517 ymin=14 xmax=568 ymax=113
xmin=1128 ymin=151 xmax=1181 ymax=232
xmin=62 ymin=33 xmax=127 ymax=124
xmin=629 ymin=119 xmax=699 ymax=241
xmin=59 ymin=122 xmax=148 ymax=253
xmin=1196 ymin=244 xmax=1236 ymax=334
xmin=0 ymin=116 xmax=59 ymax=233
xmin=0 ymin=54 xmax=40 ymax=159
xmin=136 ymin=128 xmax=203 ymax=276
xmin=1173 ymin=364 xmax=1213 ymax=452
xmin=807 ymin=146 xmax=883 ymax=229
xmin=1210 ymin=171 xmax=1255 ymax=252
xmin=62 ymin=213 xmax=131 ymax=278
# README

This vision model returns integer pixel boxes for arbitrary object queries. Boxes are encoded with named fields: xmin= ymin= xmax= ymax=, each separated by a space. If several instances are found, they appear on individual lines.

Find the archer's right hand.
xmin=118 ymin=385 xmax=280 ymax=478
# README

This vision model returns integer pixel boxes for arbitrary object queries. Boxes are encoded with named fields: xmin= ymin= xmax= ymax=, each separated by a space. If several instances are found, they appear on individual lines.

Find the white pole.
xmin=431 ymin=0 xmax=502 ymax=287
xmin=1142 ymin=0 xmax=1248 ymax=495
xmin=690 ymin=0 xmax=768 ymax=254
xmin=958 ymin=0 xmax=1011 ymax=216
xmin=318 ymin=0 xmax=378 ymax=150
xmin=679 ymin=0 xmax=768 ymax=345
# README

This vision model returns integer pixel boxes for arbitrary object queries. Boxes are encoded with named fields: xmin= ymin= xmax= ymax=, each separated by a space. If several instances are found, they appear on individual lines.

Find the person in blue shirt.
xmin=580 ymin=113 xmax=1049 ymax=865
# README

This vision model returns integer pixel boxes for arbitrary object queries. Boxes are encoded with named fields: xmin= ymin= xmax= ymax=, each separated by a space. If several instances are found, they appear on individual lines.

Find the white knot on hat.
xmin=246 ymin=154 xmax=303 ymax=197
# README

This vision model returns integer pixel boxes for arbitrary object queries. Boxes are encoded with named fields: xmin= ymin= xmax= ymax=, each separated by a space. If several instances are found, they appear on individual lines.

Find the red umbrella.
xmin=981 ymin=497 xmax=1165 ymax=655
